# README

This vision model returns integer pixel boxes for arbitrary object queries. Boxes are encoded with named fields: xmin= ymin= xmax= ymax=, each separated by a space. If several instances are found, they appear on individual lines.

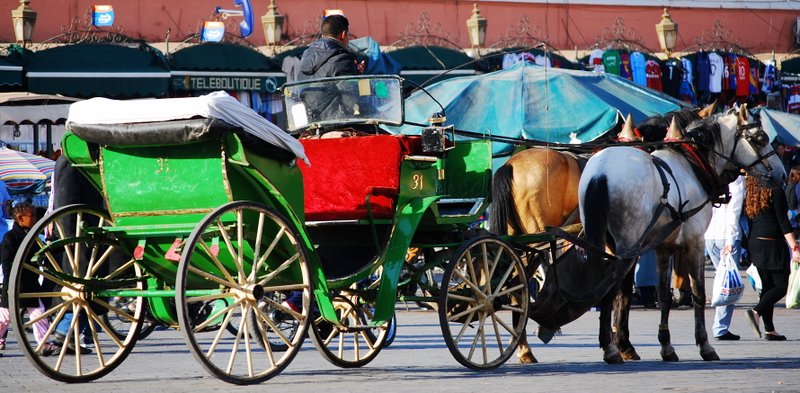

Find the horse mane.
xmin=684 ymin=115 xmax=723 ymax=150
xmin=635 ymin=108 xmax=701 ymax=142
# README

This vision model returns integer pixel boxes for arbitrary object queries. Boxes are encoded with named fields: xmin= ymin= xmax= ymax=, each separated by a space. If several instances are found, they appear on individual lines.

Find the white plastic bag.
xmin=786 ymin=261 xmax=800 ymax=309
xmin=711 ymin=254 xmax=745 ymax=307
xmin=746 ymin=264 xmax=762 ymax=294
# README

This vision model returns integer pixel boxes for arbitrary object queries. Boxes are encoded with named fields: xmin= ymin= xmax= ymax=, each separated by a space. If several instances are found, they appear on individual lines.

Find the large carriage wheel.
xmin=308 ymin=290 xmax=392 ymax=368
xmin=102 ymin=298 xmax=158 ymax=341
xmin=176 ymin=201 xmax=312 ymax=385
xmin=9 ymin=204 xmax=145 ymax=383
xmin=438 ymin=236 xmax=529 ymax=370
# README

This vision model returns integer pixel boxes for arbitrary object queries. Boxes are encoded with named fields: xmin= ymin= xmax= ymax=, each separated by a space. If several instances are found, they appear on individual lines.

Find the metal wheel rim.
xmin=176 ymin=201 xmax=312 ymax=385
xmin=438 ymin=237 xmax=529 ymax=370
xmin=9 ymin=204 xmax=144 ymax=383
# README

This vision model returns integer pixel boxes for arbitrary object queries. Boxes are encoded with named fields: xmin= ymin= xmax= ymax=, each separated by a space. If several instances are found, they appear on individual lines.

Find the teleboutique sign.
xmin=171 ymin=72 xmax=283 ymax=93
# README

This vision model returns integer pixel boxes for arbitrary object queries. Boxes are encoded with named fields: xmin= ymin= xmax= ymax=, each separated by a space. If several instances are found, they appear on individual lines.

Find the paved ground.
xmin=1 ymin=268 xmax=799 ymax=393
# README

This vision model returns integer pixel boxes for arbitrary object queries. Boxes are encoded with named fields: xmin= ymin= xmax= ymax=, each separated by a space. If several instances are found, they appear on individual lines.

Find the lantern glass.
xmin=465 ymin=3 xmax=487 ymax=48
xmin=261 ymin=0 xmax=284 ymax=45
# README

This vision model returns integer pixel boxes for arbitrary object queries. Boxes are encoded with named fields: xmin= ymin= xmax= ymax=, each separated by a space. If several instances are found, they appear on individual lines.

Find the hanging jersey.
xmin=735 ymin=57 xmax=750 ymax=97
xmin=762 ymin=61 xmax=778 ymax=93
xmin=787 ymin=85 xmax=800 ymax=114
xmin=708 ymin=52 xmax=723 ymax=93
xmin=661 ymin=58 xmax=683 ymax=98
xmin=749 ymin=66 xmax=759 ymax=95
xmin=620 ymin=52 xmax=632 ymax=79
xmin=696 ymin=52 xmax=711 ymax=93
xmin=726 ymin=53 xmax=738 ymax=91
xmin=589 ymin=48 xmax=605 ymax=73
xmin=646 ymin=60 xmax=663 ymax=91
xmin=630 ymin=52 xmax=647 ymax=86
xmin=603 ymin=50 xmax=621 ymax=75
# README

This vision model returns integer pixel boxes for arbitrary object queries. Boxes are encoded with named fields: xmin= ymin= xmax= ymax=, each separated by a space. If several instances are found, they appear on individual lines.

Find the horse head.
xmin=685 ymin=104 xmax=785 ymax=187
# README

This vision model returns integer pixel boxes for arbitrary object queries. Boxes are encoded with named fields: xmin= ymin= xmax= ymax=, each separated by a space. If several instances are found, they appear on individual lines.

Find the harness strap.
xmin=623 ymin=156 xmax=712 ymax=258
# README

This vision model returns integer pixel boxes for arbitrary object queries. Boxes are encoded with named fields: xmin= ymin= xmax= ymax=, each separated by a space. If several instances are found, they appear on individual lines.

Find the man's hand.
xmin=721 ymin=244 xmax=733 ymax=256
xmin=356 ymin=60 xmax=366 ymax=74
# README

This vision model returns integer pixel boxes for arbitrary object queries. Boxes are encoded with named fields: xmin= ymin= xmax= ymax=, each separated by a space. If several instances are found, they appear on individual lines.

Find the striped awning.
xmin=0 ymin=147 xmax=54 ymax=190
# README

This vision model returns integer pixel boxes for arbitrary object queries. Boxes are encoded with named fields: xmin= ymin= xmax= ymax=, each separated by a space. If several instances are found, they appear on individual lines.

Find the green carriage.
xmin=8 ymin=75 xmax=533 ymax=384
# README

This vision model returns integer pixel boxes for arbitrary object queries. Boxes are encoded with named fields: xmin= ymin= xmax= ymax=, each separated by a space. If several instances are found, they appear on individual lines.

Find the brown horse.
xmin=490 ymin=105 xmax=716 ymax=364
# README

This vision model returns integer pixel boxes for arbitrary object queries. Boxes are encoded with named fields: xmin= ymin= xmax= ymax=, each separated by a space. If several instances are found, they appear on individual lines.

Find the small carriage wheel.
xmin=438 ymin=236 xmax=529 ymax=370
xmin=308 ymin=292 xmax=391 ymax=368
xmin=9 ymin=204 xmax=145 ymax=383
xmin=176 ymin=201 xmax=313 ymax=385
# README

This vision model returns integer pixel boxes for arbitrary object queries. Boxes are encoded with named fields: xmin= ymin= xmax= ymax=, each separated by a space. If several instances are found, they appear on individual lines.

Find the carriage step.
xmin=339 ymin=324 xmax=386 ymax=332
xmin=436 ymin=198 xmax=484 ymax=218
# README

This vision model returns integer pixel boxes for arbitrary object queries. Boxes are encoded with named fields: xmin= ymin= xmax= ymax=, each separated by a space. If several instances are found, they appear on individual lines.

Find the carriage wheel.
xmin=308 ymin=292 xmax=391 ymax=368
xmin=9 ymin=204 xmax=145 ymax=383
xmin=438 ymin=236 xmax=529 ymax=370
xmin=176 ymin=201 xmax=312 ymax=385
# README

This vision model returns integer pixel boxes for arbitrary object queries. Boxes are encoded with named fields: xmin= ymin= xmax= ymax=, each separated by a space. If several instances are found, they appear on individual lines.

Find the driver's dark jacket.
xmin=298 ymin=37 xmax=360 ymax=120
xmin=298 ymin=37 xmax=358 ymax=80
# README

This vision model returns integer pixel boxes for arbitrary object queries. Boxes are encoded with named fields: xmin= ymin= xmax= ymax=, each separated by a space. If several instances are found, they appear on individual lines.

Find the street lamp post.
xmin=11 ymin=0 xmax=37 ymax=47
xmin=261 ymin=0 xmax=284 ymax=48
xmin=466 ymin=3 xmax=487 ymax=49
xmin=655 ymin=8 xmax=678 ymax=57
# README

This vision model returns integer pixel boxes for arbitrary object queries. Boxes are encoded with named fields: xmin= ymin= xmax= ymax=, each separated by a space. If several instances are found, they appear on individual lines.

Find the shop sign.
xmin=172 ymin=74 xmax=282 ymax=92
xmin=93 ymin=5 xmax=115 ymax=27
xmin=201 ymin=21 xmax=225 ymax=42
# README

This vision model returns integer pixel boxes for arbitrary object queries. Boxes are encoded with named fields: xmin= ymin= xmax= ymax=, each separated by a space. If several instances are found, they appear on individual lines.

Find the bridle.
xmin=687 ymin=115 xmax=776 ymax=184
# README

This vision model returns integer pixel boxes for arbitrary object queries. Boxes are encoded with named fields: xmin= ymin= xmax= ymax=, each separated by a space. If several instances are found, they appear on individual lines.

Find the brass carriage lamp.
xmin=655 ymin=8 xmax=678 ymax=57
xmin=11 ymin=0 xmax=37 ymax=47
xmin=261 ymin=0 xmax=284 ymax=46
xmin=466 ymin=3 xmax=487 ymax=48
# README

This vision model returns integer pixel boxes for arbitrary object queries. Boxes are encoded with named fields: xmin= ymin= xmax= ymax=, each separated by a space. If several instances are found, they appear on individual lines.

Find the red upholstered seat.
xmin=299 ymin=135 xmax=419 ymax=221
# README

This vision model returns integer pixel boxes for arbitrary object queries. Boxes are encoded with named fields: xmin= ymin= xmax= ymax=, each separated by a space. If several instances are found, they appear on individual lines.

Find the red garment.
xmin=722 ymin=55 xmax=731 ymax=91
xmin=788 ymin=85 xmax=800 ymax=114
xmin=645 ymin=60 xmax=663 ymax=91
xmin=735 ymin=57 xmax=750 ymax=97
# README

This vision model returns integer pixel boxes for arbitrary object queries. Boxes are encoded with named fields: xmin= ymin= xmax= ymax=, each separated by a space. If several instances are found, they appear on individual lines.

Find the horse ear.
xmin=617 ymin=113 xmax=639 ymax=142
xmin=697 ymin=99 xmax=717 ymax=118
xmin=738 ymin=103 xmax=750 ymax=124
xmin=664 ymin=117 xmax=685 ymax=141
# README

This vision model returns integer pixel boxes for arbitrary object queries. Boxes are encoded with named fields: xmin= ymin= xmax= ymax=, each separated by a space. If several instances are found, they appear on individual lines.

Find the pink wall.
xmin=1 ymin=1 xmax=796 ymax=53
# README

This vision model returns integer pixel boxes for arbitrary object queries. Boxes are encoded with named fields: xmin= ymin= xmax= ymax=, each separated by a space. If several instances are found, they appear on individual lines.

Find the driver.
xmin=297 ymin=14 xmax=365 ymax=121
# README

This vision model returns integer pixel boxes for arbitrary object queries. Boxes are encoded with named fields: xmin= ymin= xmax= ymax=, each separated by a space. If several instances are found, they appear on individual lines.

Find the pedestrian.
xmin=743 ymin=175 xmax=800 ymax=341
xmin=704 ymin=175 xmax=745 ymax=340
xmin=0 ymin=202 xmax=57 ymax=356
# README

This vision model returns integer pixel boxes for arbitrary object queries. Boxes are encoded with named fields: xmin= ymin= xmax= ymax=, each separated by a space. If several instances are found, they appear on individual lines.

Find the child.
xmin=0 ymin=202 xmax=55 ymax=355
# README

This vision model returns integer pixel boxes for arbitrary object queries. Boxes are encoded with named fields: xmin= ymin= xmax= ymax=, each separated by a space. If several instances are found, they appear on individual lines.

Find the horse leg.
xmin=515 ymin=327 xmax=538 ymax=363
xmin=600 ymin=286 xmax=624 ymax=364
xmin=657 ymin=251 xmax=679 ymax=361
xmin=686 ymin=245 xmax=719 ymax=361
xmin=613 ymin=268 xmax=640 ymax=360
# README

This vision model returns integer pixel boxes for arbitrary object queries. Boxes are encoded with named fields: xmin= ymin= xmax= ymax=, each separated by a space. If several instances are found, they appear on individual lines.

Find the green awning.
xmin=781 ymin=56 xmax=800 ymax=76
xmin=0 ymin=56 xmax=23 ymax=88
xmin=386 ymin=46 xmax=477 ymax=87
xmin=169 ymin=42 xmax=284 ymax=93
xmin=26 ymin=43 xmax=170 ymax=98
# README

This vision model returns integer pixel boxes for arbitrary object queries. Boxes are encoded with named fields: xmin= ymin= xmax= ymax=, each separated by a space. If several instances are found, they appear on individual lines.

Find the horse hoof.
xmin=519 ymin=353 xmax=539 ymax=364
xmin=661 ymin=353 xmax=679 ymax=362
xmin=701 ymin=350 xmax=720 ymax=361
xmin=603 ymin=353 xmax=625 ymax=364
xmin=621 ymin=349 xmax=641 ymax=361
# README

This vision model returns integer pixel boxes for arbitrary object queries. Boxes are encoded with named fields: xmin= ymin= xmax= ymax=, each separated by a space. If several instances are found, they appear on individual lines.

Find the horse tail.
xmin=490 ymin=164 xmax=525 ymax=235
xmin=583 ymin=175 xmax=609 ymax=264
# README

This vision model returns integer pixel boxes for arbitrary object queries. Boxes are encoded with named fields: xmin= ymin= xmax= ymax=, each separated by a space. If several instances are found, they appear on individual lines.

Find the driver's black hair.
xmin=321 ymin=14 xmax=349 ymax=38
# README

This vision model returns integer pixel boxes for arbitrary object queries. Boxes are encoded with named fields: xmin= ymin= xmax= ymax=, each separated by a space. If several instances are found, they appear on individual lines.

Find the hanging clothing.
xmin=749 ymin=65 xmax=760 ymax=96
xmin=534 ymin=55 xmax=552 ymax=68
xmin=630 ymin=52 xmax=647 ymax=86
xmin=661 ymin=58 xmax=683 ymax=98
xmin=723 ymin=53 xmax=737 ymax=92
xmin=602 ymin=50 xmax=621 ymax=75
xmin=787 ymin=85 xmax=800 ymax=114
xmin=708 ymin=52 xmax=724 ymax=93
xmin=735 ymin=57 xmax=751 ymax=97
xmin=589 ymin=48 xmax=605 ymax=73
xmin=645 ymin=60 xmax=663 ymax=91
xmin=282 ymin=56 xmax=302 ymax=84
xmin=762 ymin=60 xmax=780 ymax=94
xmin=696 ymin=52 xmax=711 ymax=93
xmin=619 ymin=52 xmax=632 ymax=80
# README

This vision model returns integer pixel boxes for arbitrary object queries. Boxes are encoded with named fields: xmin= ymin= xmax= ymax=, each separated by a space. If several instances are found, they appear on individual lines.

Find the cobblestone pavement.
xmin=1 ymin=270 xmax=799 ymax=393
